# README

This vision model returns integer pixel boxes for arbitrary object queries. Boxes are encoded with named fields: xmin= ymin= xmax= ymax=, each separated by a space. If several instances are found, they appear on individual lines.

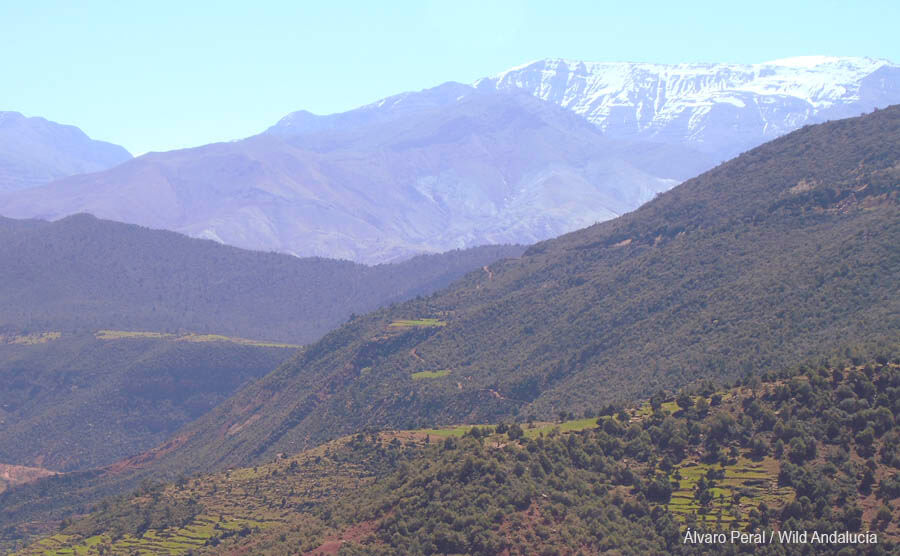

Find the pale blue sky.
xmin=3 ymin=0 xmax=897 ymax=154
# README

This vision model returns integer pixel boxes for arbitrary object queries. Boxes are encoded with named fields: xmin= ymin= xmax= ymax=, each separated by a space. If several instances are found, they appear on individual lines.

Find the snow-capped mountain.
xmin=476 ymin=56 xmax=900 ymax=162
xmin=3 ymin=57 xmax=897 ymax=263
xmin=0 ymin=112 xmax=131 ymax=193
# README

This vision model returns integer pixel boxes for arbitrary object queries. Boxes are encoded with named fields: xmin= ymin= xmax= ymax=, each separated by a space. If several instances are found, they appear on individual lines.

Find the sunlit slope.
xmin=14 ymin=357 xmax=900 ymax=555
xmin=152 ymin=106 xmax=900 ymax=472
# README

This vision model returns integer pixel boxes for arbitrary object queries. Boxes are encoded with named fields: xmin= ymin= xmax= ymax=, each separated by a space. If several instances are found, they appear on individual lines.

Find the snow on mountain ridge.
xmin=476 ymin=56 xmax=899 ymax=160
xmin=763 ymin=55 xmax=888 ymax=68
xmin=481 ymin=56 xmax=892 ymax=110
xmin=269 ymin=82 xmax=478 ymax=136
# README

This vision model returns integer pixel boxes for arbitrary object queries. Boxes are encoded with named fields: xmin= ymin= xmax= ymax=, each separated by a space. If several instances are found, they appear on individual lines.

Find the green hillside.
xmin=0 ymin=215 xmax=523 ymax=344
xmin=130 ymin=106 xmax=900 ymax=472
xmin=0 ymin=330 xmax=296 ymax=472
xmin=11 ymin=354 xmax=900 ymax=555
xmin=2 ymin=107 xmax=898 ymax=552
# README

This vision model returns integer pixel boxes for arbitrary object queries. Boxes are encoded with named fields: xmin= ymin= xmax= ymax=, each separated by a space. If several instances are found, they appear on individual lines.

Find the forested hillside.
xmin=0 ymin=215 xmax=523 ymax=343
xmin=11 ymin=351 xmax=900 ymax=555
xmin=0 ymin=331 xmax=296 ymax=472
xmin=131 ymin=106 xmax=900 ymax=472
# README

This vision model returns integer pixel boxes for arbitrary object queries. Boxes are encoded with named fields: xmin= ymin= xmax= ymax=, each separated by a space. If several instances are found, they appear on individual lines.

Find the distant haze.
xmin=4 ymin=2 xmax=900 ymax=154
xmin=0 ymin=112 xmax=130 ymax=192
xmin=0 ymin=87 xmax=677 ymax=263
xmin=1 ymin=57 xmax=897 ymax=263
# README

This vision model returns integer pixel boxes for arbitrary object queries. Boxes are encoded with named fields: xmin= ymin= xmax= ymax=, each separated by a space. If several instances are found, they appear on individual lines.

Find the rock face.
xmin=0 ymin=112 xmax=131 ymax=193
xmin=0 ymin=89 xmax=673 ymax=263
xmin=475 ymin=56 xmax=900 ymax=162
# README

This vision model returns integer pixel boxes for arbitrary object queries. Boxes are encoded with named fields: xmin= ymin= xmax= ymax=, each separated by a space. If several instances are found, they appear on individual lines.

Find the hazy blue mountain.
xmin=0 ymin=89 xmax=673 ymax=263
xmin=0 ymin=112 xmax=131 ymax=193
xmin=5 ymin=57 xmax=895 ymax=262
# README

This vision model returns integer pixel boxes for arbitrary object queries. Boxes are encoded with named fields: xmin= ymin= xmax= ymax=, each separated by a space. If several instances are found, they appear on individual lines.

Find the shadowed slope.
xmin=0 ymin=214 xmax=522 ymax=343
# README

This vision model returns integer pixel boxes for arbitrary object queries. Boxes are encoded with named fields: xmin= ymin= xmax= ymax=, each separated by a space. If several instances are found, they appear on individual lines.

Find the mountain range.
xmin=3 ymin=56 xmax=896 ymax=263
xmin=0 ymin=112 xmax=131 ymax=193
xmin=2 ymin=107 xmax=897 ymax=549
xmin=0 ymin=89 xmax=674 ymax=263
xmin=28 ymin=104 xmax=892 ymax=483
xmin=477 ymin=56 xmax=900 ymax=162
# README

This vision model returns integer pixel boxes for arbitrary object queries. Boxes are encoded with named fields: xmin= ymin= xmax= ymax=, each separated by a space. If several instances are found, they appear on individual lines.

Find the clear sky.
xmin=3 ymin=0 xmax=897 ymax=155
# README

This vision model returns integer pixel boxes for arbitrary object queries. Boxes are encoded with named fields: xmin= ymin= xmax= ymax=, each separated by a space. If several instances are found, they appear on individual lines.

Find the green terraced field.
xmin=524 ymin=417 xmax=600 ymax=438
xmin=94 ymin=330 xmax=175 ymax=340
xmin=1 ymin=332 xmax=62 ymax=345
xmin=668 ymin=456 xmax=792 ymax=528
xmin=22 ymin=419 xmax=623 ymax=553
xmin=411 ymin=369 xmax=450 ymax=379
xmin=94 ymin=330 xmax=300 ymax=348
xmin=413 ymin=416 xmax=601 ymax=440
xmin=413 ymin=424 xmax=475 ymax=438
xmin=11 ymin=437 xmax=375 ymax=556
xmin=388 ymin=318 xmax=447 ymax=328
xmin=23 ymin=514 xmax=273 ymax=556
